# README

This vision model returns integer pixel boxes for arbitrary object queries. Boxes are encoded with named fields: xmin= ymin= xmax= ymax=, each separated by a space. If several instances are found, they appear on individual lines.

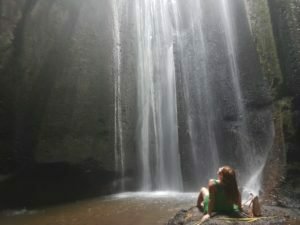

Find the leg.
xmin=197 ymin=187 xmax=209 ymax=209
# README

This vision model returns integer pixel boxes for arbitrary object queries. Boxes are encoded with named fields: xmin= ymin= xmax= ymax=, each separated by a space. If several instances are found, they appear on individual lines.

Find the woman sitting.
xmin=196 ymin=166 xmax=242 ymax=221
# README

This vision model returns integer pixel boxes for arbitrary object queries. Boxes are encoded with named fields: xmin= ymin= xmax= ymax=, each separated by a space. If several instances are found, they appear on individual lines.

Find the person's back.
xmin=212 ymin=179 xmax=239 ymax=213
xmin=197 ymin=166 xmax=242 ymax=222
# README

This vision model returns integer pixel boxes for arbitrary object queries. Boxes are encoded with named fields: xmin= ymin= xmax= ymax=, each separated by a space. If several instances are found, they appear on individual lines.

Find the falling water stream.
xmin=113 ymin=0 xmax=274 ymax=194
xmin=112 ymin=0 xmax=125 ymax=190
xmin=134 ymin=0 xmax=183 ymax=191
xmin=0 ymin=0 xmax=282 ymax=225
xmin=171 ymin=0 xmax=220 ymax=187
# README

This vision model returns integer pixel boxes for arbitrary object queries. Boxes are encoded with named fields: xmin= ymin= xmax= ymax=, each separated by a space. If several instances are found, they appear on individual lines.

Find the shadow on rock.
xmin=0 ymin=161 xmax=117 ymax=210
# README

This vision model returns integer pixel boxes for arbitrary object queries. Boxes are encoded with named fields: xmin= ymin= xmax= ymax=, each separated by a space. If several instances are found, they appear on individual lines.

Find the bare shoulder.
xmin=208 ymin=179 xmax=216 ymax=188
xmin=208 ymin=179 xmax=217 ymax=195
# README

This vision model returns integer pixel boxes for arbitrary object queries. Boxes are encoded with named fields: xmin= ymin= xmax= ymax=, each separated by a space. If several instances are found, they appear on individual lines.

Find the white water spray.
xmin=111 ymin=0 xmax=274 ymax=192
xmin=112 ymin=0 xmax=125 ymax=190
xmin=134 ymin=0 xmax=183 ymax=191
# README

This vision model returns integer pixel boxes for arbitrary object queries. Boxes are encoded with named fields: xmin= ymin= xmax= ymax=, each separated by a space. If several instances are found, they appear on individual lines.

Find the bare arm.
xmin=200 ymin=179 xmax=216 ymax=223
xmin=207 ymin=179 xmax=216 ymax=216
xmin=237 ymin=192 xmax=242 ymax=211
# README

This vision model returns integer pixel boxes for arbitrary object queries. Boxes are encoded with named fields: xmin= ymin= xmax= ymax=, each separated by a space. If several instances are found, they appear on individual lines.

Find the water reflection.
xmin=0 ymin=192 xmax=197 ymax=225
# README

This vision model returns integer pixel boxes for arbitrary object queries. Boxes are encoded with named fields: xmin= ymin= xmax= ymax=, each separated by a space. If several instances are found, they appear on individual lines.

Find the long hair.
xmin=219 ymin=166 xmax=239 ymax=204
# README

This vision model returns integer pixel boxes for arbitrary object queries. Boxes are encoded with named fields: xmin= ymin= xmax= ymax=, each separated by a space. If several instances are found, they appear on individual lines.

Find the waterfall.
xmin=220 ymin=0 xmax=272 ymax=195
xmin=171 ymin=0 xmax=220 ymax=188
xmin=112 ymin=0 xmax=125 ymax=190
xmin=134 ymin=0 xmax=183 ymax=191
xmin=111 ymin=0 xmax=274 ymax=193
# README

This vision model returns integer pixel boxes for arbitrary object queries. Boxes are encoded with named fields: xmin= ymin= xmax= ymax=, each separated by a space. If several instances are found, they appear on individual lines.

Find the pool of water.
xmin=0 ymin=192 xmax=197 ymax=225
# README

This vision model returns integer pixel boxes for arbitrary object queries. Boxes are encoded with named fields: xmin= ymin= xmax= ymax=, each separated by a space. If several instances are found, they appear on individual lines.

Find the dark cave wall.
xmin=244 ymin=0 xmax=286 ymax=196
xmin=245 ymin=0 xmax=300 ymax=197
xmin=268 ymin=0 xmax=300 ymax=164
xmin=0 ymin=0 xmax=299 ymax=196
xmin=0 ymin=0 xmax=26 ymax=174
xmin=268 ymin=0 xmax=300 ymax=199
xmin=0 ymin=0 xmax=116 ymax=174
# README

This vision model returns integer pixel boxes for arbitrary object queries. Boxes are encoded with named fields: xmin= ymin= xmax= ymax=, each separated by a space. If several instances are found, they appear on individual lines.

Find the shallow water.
xmin=0 ymin=192 xmax=197 ymax=225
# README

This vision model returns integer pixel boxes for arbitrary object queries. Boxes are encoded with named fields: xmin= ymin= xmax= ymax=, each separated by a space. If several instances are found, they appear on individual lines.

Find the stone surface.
xmin=0 ymin=0 xmax=115 ymax=173
xmin=0 ymin=161 xmax=117 ymax=210
xmin=245 ymin=0 xmax=300 ymax=199
xmin=268 ymin=0 xmax=300 ymax=165
xmin=167 ymin=205 xmax=299 ymax=225
xmin=0 ymin=0 xmax=299 ymax=209
xmin=0 ymin=0 xmax=25 ymax=174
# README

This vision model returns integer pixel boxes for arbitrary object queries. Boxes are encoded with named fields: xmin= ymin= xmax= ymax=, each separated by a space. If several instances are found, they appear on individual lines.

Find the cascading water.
xmin=172 ymin=0 xmax=273 ymax=194
xmin=219 ymin=0 xmax=273 ymax=195
xmin=171 ymin=0 xmax=220 ymax=188
xmin=112 ymin=0 xmax=125 ymax=190
xmin=134 ymin=0 xmax=183 ymax=191
xmin=112 ymin=0 xmax=274 ymax=194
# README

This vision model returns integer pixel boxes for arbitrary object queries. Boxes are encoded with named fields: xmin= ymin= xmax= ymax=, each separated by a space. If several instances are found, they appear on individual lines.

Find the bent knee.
xmin=200 ymin=187 xmax=209 ymax=195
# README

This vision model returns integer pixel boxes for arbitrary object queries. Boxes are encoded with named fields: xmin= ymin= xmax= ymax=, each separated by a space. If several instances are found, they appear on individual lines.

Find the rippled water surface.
xmin=0 ymin=192 xmax=197 ymax=225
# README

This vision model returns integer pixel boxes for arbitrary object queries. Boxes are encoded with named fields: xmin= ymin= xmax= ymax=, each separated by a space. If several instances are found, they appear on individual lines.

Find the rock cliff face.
xmin=0 ymin=0 xmax=25 ymax=175
xmin=268 ymin=0 xmax=300 ymax=164
xmin=0 ymin=0 xmax=115 ymax=174
xmin=0 ymin=0 xmax=299 ymax=203
xmin=0 ymin=0 xmax=118 ymax=208
xmin=245 ymin=0 xmax=300 ymax=200
xmin=174 ymin=0 xmax=274 ymax=190
xmin=268 ymin=0 xmax=300 ymax=201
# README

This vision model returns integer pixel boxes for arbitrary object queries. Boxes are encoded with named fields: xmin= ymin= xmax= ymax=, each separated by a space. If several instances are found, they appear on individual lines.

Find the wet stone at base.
xmin=166 ymin=206 xmax=298 ymax=225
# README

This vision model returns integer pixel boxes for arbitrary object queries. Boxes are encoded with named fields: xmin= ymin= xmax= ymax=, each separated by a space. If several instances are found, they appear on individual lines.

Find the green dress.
xmin=203 ymin=179 xmax=239 ymax=214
